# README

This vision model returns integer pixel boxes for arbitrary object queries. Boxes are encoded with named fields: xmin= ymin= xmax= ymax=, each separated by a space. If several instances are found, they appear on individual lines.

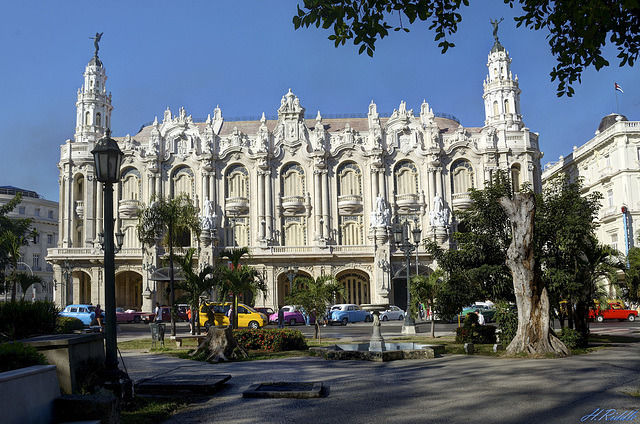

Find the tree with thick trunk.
xmin=499 ymin=192 xmax=570 ymax=356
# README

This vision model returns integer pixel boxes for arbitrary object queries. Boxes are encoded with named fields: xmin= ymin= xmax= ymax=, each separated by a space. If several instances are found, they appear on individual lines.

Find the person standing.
xmin=94 ymin=304 xmax=104 ymax=332
xmin=227 ymin=305 xmax=234 ymax=328
xmin=476 ymin=309 xmax=485 ymax=325
xmin=277 ymin=306 xmax=285 ymax=329
xmin=154 ymin=302 xmax=162 ymax=323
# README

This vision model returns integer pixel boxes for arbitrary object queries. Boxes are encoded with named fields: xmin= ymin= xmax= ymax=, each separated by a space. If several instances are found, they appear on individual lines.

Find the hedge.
xmin=455 ymin=324 xmax=497 ymax=344
xmin=234 ymin=328 xmax=307 ymax=352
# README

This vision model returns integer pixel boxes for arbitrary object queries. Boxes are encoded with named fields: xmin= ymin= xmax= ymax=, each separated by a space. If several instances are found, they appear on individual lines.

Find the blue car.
xmin=329 ymin=304 xmax=373 ymax=325
xmin=59 ymin=304 xmax=101 ymax=326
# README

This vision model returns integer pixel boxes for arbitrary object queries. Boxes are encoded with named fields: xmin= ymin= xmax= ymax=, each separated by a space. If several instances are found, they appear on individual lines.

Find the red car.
xmin=115 ymin=308 xmax=144 ymax=323
xmin=589 ymin=302 xmax=638 ymax=322
xmin=140 ymin=306 xmax=188 ymax=323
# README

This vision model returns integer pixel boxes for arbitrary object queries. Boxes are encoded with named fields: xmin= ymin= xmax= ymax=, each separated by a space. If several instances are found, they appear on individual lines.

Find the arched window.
xmin=280 ymin=163 xmax=305 ymax=197
xmin=85 ymin=111 xmax=91 ymax=126
xmin=394 ymin=160 xmax=419 ymax=195
xmin=226 ymin=164 xmax=249 ymax=198
xmin=337 ymin=162 xmax=362 ymax=196
xmin=493 ymin=101 xmax=499 ymax=117
xmin=504 ymin=99 xmax=510 ymax=114
xmin=339 ymin=216 xmax=363 ymax=245
xmin=96 ymin=113 xmax=101 ymax=126
xmin=283 ymin=217 xmax=306 ymax=246
xmin=120 ymin=168 xmax=141 ymax=201
xmin=511 ymin=164 xmax=521 ymax=192
xmin=451 ymin=160 xmax=474 ymax=194
xmin=172 ymin=166 xmax=194 ymax=198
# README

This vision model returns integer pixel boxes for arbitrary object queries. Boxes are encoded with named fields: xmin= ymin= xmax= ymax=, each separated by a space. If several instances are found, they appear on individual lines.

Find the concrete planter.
xmin=0 ymin=365 xmax=59 ymax=424
xmin=21 ymin=333 xmax=105 ymax=394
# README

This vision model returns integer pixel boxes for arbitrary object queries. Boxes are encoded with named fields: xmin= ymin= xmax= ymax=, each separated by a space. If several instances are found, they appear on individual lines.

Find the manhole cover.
xmin=243 ymin=381 xmax=325 ymax=398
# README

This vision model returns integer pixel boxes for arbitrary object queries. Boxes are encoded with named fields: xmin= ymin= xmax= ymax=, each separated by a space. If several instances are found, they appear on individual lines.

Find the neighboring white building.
xmin=542 ymin=114 xmax=640 ymax=262
xmin=47 ymin=33 xmax=543 ymax=313
xmin=1 ymin=186 xmax=58 ymax=302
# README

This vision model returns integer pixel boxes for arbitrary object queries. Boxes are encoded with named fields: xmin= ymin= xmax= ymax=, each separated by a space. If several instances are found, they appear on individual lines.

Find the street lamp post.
xmin=91 ymin=128 xmax=132 ymax=398
xmin=394 ymin=220 xmax=421 ymax=334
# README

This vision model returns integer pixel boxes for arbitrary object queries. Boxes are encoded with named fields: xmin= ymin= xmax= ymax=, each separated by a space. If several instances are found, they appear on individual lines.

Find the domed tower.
xmin=482 ymin=19 xmax=523 ymax=131
xmin=74 ymin=34 xmax=112 ymax=143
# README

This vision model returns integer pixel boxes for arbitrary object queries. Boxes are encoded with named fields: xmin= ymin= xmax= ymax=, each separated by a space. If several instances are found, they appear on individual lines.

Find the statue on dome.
xmin=490 ymin=18 xmax=503 ymax=42
xmin=90 ymin=32 xmax=103 ymax=57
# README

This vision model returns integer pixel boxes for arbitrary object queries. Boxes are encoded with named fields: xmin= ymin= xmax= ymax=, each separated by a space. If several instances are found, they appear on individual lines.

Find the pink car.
xmin=269 ymin=305 xmax=314 ymax=326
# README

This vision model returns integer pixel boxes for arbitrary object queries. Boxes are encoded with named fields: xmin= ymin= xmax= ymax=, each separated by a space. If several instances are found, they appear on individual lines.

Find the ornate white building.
xmin=1 ymin=186 xmax=58 ymax=302
xmin=542 ymin=113 xmax=640 ymax=261
xmin=47 ymin=34 xmax=542 ymax=313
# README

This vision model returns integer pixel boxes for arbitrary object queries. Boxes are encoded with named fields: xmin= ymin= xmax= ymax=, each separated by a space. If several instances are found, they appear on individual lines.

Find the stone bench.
xmin=172 ymin=334 xmax=207 ymax=347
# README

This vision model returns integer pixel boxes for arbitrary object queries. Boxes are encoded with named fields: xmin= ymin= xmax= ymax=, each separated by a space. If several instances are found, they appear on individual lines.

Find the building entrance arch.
xmin=391 ymin=265 xmax=433 ymax=311
xmin=115 ymin=270 xmax=143 ymax=310
xmin=335 ymin=270 xmax=370 ymax=305
xmin=276 ymin=270 xmax=311 ymax=307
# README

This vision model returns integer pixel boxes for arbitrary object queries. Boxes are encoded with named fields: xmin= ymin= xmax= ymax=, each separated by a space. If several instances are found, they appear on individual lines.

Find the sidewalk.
xmin=120 ymin=338 xmax=640 ymax=423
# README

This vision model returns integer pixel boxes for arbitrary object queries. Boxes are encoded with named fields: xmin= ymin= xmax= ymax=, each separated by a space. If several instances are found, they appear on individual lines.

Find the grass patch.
xmin=624 ymin=390 xmax=640 ymax=398
xmin=121 ymin=395 xmax=189 ymax=424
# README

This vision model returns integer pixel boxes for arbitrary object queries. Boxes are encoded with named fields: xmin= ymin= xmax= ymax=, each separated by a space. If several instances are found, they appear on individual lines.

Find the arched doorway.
xmin=276 ymin=270 xmax=311 ymax=307
xmin=75 ymin=271 xmax=92 ymax=305
xmin=115 ymin=271 xmax=143 ymax=310
xmin=392 ymin=265 xmax=432 ymax=311
xmin=335 ymin=270 xmax=370 ymax=305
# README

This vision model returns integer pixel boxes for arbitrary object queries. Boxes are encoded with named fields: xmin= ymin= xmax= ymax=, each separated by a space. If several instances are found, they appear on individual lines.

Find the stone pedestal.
xmin=361 ymin=304 xmax=387 ymax=352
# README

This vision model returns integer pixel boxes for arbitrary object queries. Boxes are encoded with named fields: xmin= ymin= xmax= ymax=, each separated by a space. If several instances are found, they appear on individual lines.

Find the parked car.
xmin=456 ymin=304 xmax=496 ymax=323
xmin=329 ymin=304 xmax=372 ymax=325
xmin=59 ymin=304 xmax=101 ymax=326
xmin=199 ymin=302 xmax=268 ymax=329
xmin=589 ymin=301 xmax=638 ymax=322
xmin=140 ymin=306 xmax=189 ymax=324
xmin=379 ymin=305 xmax=405 ymax=321
xmin=256 ymin=307 xmax=275 ymax=318
xmin=115 ymin=308 xmax=144 ymax=323
xmin=268 ymin=305 xmax=315 ymax=326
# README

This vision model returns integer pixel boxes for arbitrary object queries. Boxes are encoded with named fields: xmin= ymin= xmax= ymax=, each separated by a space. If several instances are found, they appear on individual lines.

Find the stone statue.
xmin=370 ymin=194 xmax=390 ymax=228
xmin=490 ymin=18 xmax=503 ymax=42
xmin=429 ymin=192 xmax=449 ymax=227
xmin=200 ymin=198 xmax=215 ymax=231
xmin=90 ymin=32 xmax=103 ymax=56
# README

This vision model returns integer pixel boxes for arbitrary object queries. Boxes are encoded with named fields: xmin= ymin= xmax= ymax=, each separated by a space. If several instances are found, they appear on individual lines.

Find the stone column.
xmin=321 ymin=169 xmax=329 ymax=239
xmin=265 ymin=170 xmax=272 ymax=240
xmin=257 ymin=171 xmax=265 ymax=239
xmin=314 ymin=170 xmax=321 ymax=238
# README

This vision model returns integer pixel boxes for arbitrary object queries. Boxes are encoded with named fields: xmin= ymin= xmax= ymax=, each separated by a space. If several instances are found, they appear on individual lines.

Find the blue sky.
xmin=0 ymin=1 xmax=637 ymax=201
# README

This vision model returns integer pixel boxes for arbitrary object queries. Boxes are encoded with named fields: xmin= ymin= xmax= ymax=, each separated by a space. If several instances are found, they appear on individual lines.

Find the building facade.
xmin=542 ymin=114 xmax=640 ymax=268
xmin=47 ymin=35 xmax=542 ymax=313
xmin=1 ymin=186 xmax=58 ymax=302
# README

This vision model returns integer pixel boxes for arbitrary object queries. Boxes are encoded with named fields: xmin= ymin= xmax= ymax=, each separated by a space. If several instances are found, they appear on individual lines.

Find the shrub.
xmin=56 ymin=316 xmax=85 ymax=334
xmin=0 ymin=300 xmax=60 ymax=342
xmin=494 ymin=302 xmax=518 ymax=346
xmin=455 ymin=325 xmax=497 ymax=344
xmin=0 ymin=342 xmax=47 ymax=373
xmin=559 ymin=327 xmax=584 ymax=349
xmin=234 ymin=328 xmax=308 ymax=352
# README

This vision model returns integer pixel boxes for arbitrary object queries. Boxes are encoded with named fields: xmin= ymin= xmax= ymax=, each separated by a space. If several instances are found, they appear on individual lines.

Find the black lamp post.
xmin=91 ymin=129 xmax=131 ymax=397
xmin=394 ymin=220 xmax=421 ymax=334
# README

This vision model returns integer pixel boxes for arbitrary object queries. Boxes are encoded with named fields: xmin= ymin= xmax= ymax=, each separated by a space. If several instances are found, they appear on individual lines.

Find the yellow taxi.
xmin=199 ymin=302 xmax=268 ymax=329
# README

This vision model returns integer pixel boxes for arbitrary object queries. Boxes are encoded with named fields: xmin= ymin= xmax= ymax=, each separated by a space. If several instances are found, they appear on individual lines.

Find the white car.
xmin=379 ymin=305 xmax=405 ymax=321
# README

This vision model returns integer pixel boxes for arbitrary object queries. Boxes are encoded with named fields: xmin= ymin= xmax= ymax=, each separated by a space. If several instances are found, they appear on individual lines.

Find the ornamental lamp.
xmin=91 ymin=129 xmax=123 ymax=183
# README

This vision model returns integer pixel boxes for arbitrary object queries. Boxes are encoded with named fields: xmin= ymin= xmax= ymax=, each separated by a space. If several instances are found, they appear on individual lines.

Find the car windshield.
xmin=331 ymin=306 xmax=341 ymax=311
xmin=243 ymin=305 xmax=257 ymax=313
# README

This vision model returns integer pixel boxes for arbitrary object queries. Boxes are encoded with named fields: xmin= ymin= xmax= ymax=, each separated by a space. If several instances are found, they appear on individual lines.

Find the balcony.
xmin=337 ymin=194 xmax=363 ymax=214
xmin=281 ymin=195 xmax=306 ymax=215
xmin=451 ymin=192 xmax=473 ymax=210
xmin=75 ymin=200 xmax=84 ymax=219
xmin=395 ymin=193 xmax=420 ymax=212
xmin=599 ymin=205 xmax=618 ymax=221
xmin=225 ymin=197 xmax=250 ymax=215
xmin=119 ymin=199 xmax=141 ymax=219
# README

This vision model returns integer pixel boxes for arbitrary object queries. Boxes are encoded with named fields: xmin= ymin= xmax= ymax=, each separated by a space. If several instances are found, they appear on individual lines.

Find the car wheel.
xmin=628 ymin=314 xmax=636 ymax=322
xmin=249 ymin=321 xmax=259 ymax=329
xmin=364 ymin=315 xmax=372 ymax=323
xmin=289 ymin=318 xmax=297 ymax=326
xmin=133 ymin=316 xmax=141 ymax=324
xmin=596 ymin=315 xmax=604 ymax=323
xmin=398 ymin=315 xmax=404 ymax=320
xmin=341 ymin=317 xmax=348 ymax=326
xmin=382 ymin=315 xmax=388 ymax=321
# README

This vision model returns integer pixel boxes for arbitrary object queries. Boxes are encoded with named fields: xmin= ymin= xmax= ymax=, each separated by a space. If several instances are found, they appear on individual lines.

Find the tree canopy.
xmin=293 ymin=0 xmax=640 ymax=96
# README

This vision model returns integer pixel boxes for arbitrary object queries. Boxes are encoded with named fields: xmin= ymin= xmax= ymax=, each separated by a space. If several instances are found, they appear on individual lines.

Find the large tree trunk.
xmin=191 ymin=325 xmax=248 ymax=362
xmin=499 ymin=193 xmax=570 ymax=357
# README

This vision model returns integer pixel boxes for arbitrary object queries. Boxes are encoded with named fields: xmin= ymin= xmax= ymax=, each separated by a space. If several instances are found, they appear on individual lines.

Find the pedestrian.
xmin=476 ymin=309 xmax=485 ymax=325
xmin=277 ymin=306 xmax=285 ymax=329
xmin=302 ymin=307 xmax=310 ymax=326
xmin=94 ymin=304 xmax=104 ymax=332
xmin=227 ymin=305 xmax=234 ymax=328
xmin=154 ymin=302 xmax=162 ymax=323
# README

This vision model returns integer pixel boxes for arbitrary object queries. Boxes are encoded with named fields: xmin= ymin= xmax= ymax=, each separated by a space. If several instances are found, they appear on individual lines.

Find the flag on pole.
xmin=615 ymin=82 xmax=624 ymax=93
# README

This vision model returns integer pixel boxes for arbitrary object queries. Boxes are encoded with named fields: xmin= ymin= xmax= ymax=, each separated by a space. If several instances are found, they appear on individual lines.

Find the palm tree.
xmin=286 ymin=275 xmax=345 ymax=342
xmin=216 ymin=247 xmax=267 ymax=329
xmin=16 ymin=272 xmax=44 ymax=301
xmin=410 ymin=269 xmax=444 ymax=338
xmin=1 ymin=231 xmax=31 ymax=302
xmin=137 ymin=194 xmax=201 ymax=336
xmin=173 ymin=248 xmax=215 ymax=334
